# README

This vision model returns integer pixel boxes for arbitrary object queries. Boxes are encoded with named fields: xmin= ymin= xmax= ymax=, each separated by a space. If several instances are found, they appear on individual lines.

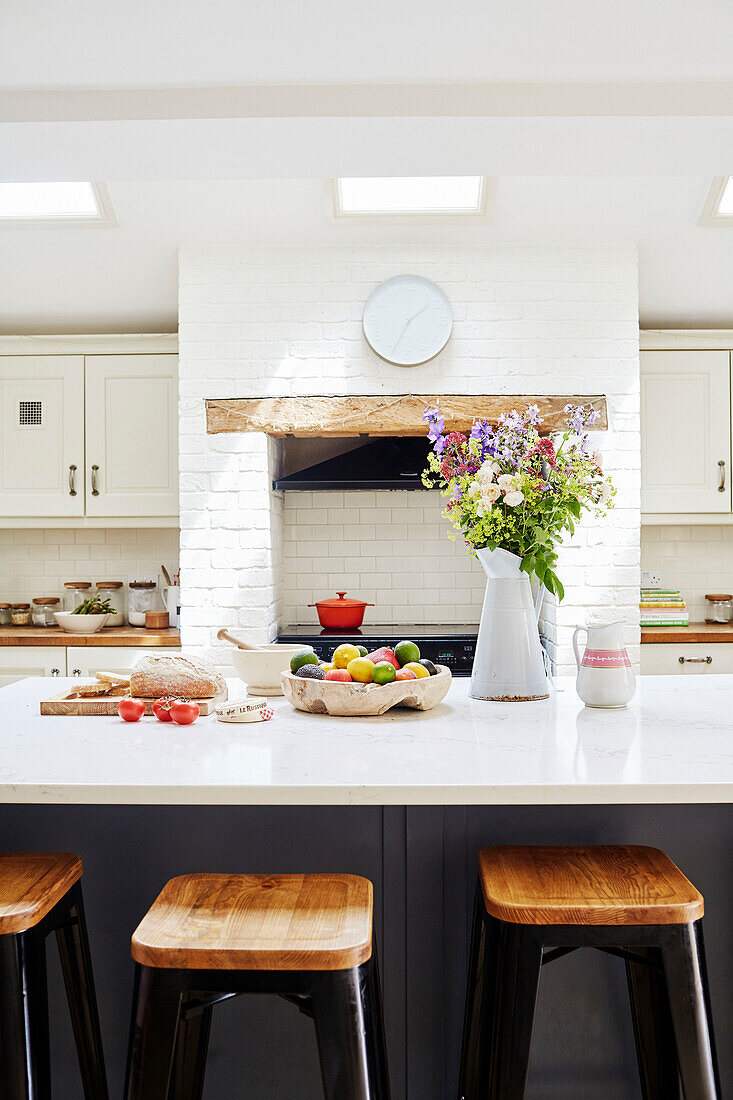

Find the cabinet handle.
xmin=91 ymin=465 xmax=100 ymax=496
xmin=72 ymin=668 xmax=82 ymax=677
xmin=51 ymin=668 xmax=60 ymax=677
xmin=718 ymin=459 xmax=726 ymax=492
xmin=68 ymin=464 xmax=77 ymax=496
xmin=678 ymin=656 xmax=712 ymax=664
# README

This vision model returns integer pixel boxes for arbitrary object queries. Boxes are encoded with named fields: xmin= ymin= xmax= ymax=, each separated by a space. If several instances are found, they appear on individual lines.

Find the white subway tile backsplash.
xmin=642 ymin=525 xmax=733 ymax=622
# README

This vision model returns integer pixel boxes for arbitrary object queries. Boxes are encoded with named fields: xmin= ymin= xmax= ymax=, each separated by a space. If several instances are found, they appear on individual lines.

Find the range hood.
xmin=273 ymin=436 xmax=434 ymax=491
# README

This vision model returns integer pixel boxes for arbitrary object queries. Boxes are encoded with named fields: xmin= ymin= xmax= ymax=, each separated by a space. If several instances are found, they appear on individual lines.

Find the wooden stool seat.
xmin=478 ymin=845 xmax=704 ymax=926
xmin=131 ymin=872 xmax=373 ymax=971
xmin=0 ymin=851 xmax=82 ymax=935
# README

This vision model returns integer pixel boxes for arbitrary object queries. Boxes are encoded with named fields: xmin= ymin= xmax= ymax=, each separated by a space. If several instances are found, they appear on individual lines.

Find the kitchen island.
xmin=0 ymin=675 xmax=731 ymax=1098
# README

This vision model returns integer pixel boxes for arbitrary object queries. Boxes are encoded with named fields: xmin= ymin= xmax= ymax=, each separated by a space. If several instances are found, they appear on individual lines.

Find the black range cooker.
xmin=276 ymin=623 xmax=479 ymax=676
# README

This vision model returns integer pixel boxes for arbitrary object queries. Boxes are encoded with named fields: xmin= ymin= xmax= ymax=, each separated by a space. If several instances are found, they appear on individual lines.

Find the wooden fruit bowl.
xmin=281 ymin=666 xmax=452 ymax=717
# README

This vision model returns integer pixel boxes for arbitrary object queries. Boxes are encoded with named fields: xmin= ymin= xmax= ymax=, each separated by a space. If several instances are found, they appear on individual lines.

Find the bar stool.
xmin=0 ymin=852 xmax=108 ymax=1099
xmin=124 ymin=872 xmax=390 ymax=1099
xmin=459 ymin=845 xmax=721 ymax=1100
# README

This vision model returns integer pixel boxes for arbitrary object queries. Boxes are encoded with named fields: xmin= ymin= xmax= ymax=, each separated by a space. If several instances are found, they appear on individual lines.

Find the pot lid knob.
xmin=337 ymin=591 xmax=347 ymax=600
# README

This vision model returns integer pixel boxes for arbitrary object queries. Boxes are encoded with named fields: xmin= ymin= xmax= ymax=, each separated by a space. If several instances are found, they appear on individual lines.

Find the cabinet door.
xmin=66 ymin=646 xmax=180 ymax=678
xmin=641 ymin=351 xmax=731 ymax=514
xmin=0 ymin=647 xmax=66 ymax=688
xmin=0 ymin=356 xmax=85 ymax=517
xmin=84 ymin=355 xmax=178 ymax=517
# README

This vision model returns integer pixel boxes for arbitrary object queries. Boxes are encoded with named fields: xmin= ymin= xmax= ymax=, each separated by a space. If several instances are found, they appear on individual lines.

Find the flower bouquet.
xmin=422 ymin=402 xmax=615 ymax=601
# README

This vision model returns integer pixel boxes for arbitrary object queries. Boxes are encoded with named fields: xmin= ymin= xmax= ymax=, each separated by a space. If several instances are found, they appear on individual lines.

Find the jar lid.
xmin=64 ymin=581 xmax=92 ymax=589
xmin=129 ymin=581 xmax=156 ymax=589
xmin=33 ymin=597 xmax=60 ymax=605
xmin=96 ymin=581 xmax=123 ymax=589
xmin=12 ymin=603 xmax=30 ymax=609
xmin=705 ymin=593 xmax=732 ymax=601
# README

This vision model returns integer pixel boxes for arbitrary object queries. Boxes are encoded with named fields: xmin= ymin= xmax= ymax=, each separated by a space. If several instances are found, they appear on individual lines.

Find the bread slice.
xmin=130 ymin=654 xmax=226 ymax=700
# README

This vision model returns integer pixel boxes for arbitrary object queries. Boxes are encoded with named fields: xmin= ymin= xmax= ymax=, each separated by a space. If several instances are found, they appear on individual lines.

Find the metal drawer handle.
xmin=678 ymin=656 xmax=712 ymax=664
xmin=68 ymin=464 xmax=77 ymax=496
xmin=51 ymin=668 xmax=60 ymax=677
xmin=91 ymin=465 xmax=100 ymax=496
xmin=718 ymin=459 xmax=726 ymax=492
xmin=72 ymin=668 xmax=82 ymax=677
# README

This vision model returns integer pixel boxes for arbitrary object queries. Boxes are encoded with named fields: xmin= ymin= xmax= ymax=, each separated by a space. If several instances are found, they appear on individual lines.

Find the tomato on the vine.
xmin=118 ymin=697 xmax=146 ymax=722
xmin=169 ymin=699 xmax=200 ymax=725
xmin=152 ymin=696 xmax=176 ymax=722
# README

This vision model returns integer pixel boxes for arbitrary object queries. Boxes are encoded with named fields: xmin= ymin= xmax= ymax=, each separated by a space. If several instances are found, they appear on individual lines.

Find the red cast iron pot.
xmin=308 ymin=591 xmax=374 ymax=630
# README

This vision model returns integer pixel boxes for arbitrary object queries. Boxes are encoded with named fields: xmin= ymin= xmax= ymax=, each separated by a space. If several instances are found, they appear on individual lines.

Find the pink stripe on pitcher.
xmin=582 ymin=648 xmax=631 ymax=669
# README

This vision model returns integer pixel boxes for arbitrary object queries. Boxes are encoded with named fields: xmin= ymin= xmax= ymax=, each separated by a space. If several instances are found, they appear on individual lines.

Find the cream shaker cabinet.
xmin=641 ymin=350 xmax=731 ymax=515
xmin=65 ymin=645 xmax=179 ymax=678
xmin=0 ymin=356 xmax=85 ymax=517
xmin=0 ymin=648 xmax=66 ymax=689
xmin=84 ymin=355 xmax=178 ymax=518
xmin=0 ymin=350 xmax=178 ymax=519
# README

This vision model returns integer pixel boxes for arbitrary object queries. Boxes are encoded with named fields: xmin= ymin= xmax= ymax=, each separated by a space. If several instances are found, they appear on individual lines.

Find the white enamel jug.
xmin=572 ymin=622 xmax=636 ymax=709
xmin=470 ymin=547 xmax=549 ymax=702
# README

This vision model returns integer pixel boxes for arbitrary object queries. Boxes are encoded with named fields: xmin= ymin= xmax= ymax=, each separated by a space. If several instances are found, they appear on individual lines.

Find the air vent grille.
xmin=18 ymin=400 xmax=43 ymax=427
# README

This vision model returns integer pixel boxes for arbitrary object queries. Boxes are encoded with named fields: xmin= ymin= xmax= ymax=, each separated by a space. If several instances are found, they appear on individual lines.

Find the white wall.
xmin=642 ymin=525 xmax=733 ymax=621
xmin=178 ymin=244 xmax=640 ymax=673
xmin=0 ymin=528 xmax=179 ymax=612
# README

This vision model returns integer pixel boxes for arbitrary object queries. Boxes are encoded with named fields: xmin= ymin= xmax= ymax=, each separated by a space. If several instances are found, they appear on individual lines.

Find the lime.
xmin=355 ymin=645 xmax=369 ymax=657
xmin=394 ymin=640 xmax=420 ymax=666
xmin=403 ymin=661 xmax=430 ymax=679
xmin=372 ymin=661 xmax=396 ymax=685
xmin=333 ymin=643 xmax=361 ymax=669
xmin=346 ymin=656 xmax=375 ymax=683
xmin=290 ymin=649 xmax=318 ymax=673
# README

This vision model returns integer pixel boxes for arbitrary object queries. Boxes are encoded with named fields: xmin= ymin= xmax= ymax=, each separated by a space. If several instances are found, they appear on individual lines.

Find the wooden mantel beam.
xmin=205 ymin=394 xmax=608 ymax=437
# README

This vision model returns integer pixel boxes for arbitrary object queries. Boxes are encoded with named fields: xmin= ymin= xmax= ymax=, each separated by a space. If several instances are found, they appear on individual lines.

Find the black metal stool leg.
xmin=625 ymin=946 xmax=680 ymax=1099
xmin=0 ymin=930 xmax=52 ymax=1100
xmin=311 ymin=965 xmax=374 ymax=1099
xmin=360 ymin=947 xmax=391 ymax=1100
xmin=167 ymin=994 xmax=213 ymax=1100
xmin=458 ymin=886 xmax=501 ymax=1100
xmin=55 ymin=883 xmax=109 ymax=1100
xmin=661 ymin=922 xmax=721 ymax=1100
xmin=488 ymin=922 xmax=542 ymax=1100
xmin=124 ymin=965 xmax=182 ymax=1100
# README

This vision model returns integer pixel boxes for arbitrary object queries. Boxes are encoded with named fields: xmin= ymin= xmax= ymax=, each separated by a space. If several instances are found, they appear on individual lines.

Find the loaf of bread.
xmin=130 ymin=654 xmax=226 ymax=700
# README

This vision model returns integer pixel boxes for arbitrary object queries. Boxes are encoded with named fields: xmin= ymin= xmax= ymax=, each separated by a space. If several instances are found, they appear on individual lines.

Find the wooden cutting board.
xmin=40 ymin=689 xmax=226 ymax=716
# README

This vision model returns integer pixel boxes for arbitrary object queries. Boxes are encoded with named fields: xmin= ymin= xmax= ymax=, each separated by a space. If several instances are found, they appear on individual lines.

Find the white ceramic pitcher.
xmin=572 ymin=622 xmax=636 ymax=709
xmin=470 ymin=547 xmax=549 ymax=702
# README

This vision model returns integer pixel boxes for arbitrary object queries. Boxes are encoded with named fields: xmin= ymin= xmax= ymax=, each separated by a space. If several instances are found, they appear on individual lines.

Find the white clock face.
xmin=363 ymin=274 xmax=453 ymax=366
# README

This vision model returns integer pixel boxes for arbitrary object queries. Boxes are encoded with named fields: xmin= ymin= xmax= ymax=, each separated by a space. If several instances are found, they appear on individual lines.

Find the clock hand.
xmin=391 ymin=303 xmax=430 ymax=353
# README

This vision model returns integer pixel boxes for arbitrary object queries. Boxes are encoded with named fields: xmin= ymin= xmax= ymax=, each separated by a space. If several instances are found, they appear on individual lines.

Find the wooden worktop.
xmin=641 ymin=622 xmax=733 ymax=644
xmin=0 ymin=626 xmax=181 ymax=648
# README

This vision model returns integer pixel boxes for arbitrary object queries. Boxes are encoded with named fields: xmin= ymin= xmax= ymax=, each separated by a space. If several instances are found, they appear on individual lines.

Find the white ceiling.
xmin=1 ymin=176 xmax=730 ymax=334
xmin=5 ymin=0 xmax=733 ymax=86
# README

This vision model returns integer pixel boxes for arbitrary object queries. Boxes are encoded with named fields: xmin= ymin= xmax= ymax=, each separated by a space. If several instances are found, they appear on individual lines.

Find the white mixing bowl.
xmin=230 ymin=644 xmax=315 ymax=696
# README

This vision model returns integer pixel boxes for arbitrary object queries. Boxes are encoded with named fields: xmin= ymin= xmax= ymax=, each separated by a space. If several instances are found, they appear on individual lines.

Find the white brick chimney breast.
xmin=178 ymin=245 xmax=640 ymax=675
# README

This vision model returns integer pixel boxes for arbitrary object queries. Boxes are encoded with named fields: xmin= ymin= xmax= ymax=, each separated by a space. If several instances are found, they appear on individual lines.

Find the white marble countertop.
xmin=0 ymin=675 xmax=731 ymax=806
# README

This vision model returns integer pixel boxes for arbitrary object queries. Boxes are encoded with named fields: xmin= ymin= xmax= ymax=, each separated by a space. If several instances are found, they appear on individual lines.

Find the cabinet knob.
xmin=71 ymin=668 xmax=82 ymax=677
xmin=91 ymin=465 xmax=100 ymax=496
xmin=51 ymin=668 xmax=61 ymax=677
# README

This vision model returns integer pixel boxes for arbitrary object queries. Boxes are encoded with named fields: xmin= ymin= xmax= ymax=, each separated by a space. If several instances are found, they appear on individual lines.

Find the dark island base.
xmin=0 ymin=804 xmax=729 ymax=1099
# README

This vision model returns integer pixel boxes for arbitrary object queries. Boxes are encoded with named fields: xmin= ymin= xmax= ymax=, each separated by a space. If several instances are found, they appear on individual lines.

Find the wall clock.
xmin=363 ymin=274 xmax=453 ymax=366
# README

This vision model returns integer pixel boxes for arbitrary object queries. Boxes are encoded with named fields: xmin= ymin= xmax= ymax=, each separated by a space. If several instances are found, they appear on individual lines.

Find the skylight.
xmin=0 ymin=182 xmax=113 ymax=224
xmin=334 ymin=176 xmax=487 ymax=217
xmin=700 ymin=177 xmax=733 ymax=225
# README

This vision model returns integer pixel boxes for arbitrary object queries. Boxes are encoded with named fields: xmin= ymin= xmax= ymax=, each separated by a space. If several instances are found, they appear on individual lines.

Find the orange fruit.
xmin=346 ymin=657 xmax=375 ymax=683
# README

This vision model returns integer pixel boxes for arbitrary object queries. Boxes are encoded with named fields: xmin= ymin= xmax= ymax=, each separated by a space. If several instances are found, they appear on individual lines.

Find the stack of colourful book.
xmin=639 ymin=589 xmax=689 ymax=627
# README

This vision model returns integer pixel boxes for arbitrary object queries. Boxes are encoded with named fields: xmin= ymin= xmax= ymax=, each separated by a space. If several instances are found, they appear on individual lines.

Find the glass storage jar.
xmin=0 ymin=603 xmax=11 ymax=626
xmin=128 ymin=581 xmax=157 ymax=626
xmin=64 ymin=581 xmax=93 ymax=613
xmin=96 ymin=581 xmax=124 ymax=626
xmin=32 ymin=597 xmax=60 ymax=627
xmin=704 ymin=594 xmax=733 ymax=624
xmin=11 ymin=603 xmax=31 ymax=626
